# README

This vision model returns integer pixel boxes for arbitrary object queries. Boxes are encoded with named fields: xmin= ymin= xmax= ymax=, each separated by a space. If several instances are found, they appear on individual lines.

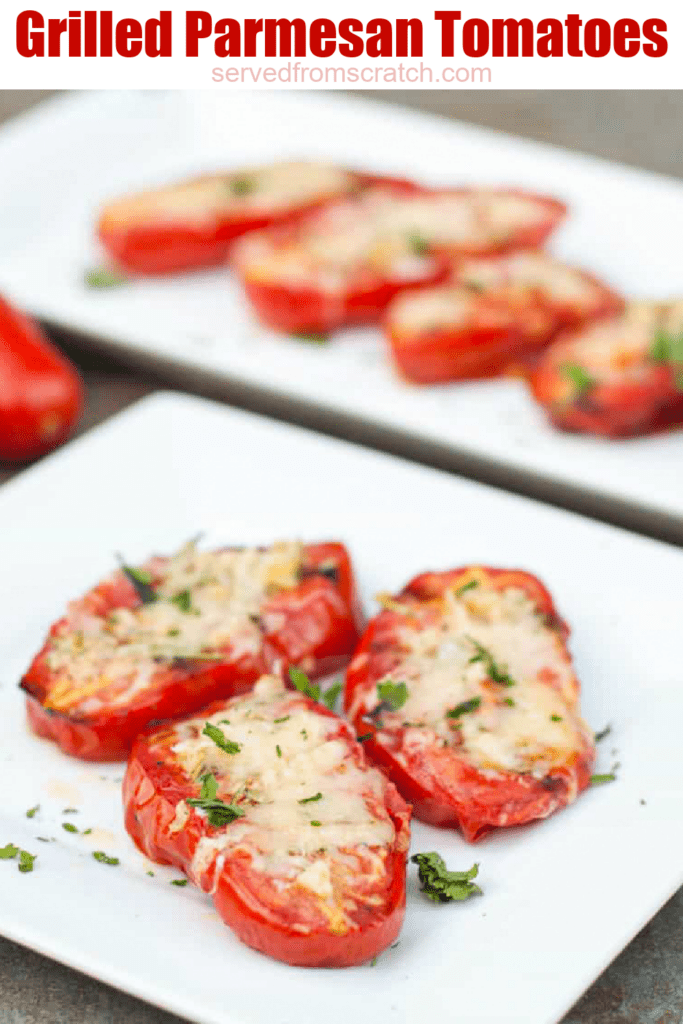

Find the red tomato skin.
xmin=237 ymin=190 xmax=565 ymax=337
xmin=344 ymin=566 xmax=594 ymax=842
xmin=0 ymin=296 xmax=83 ymax=463
xmin=98 ymin=172 xmax=418 ymax=277
xmin=22 ymin=542 xmax=364 ymax=761
xmin=530 ymin=354 xmax=676 ymax=438
xmin=386 ymin=266 xmax=623 ymax=386
xmin=123 ymin=695 xmax=411 ymax=967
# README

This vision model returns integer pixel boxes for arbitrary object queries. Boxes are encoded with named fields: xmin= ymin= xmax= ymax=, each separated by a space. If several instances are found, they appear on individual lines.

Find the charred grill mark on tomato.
xmin=123 ymin=676 xmax=411 ymax=967
xmin=21 ymin=540 xmax=363 ymax=761
xmin=345 ymin=566 xmax=595 ymax=842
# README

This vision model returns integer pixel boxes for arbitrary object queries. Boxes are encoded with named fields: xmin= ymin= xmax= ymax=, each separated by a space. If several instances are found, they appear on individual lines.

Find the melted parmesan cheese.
xmin=172 ymin=676 xmax=394 ymax=919
xmin=361 ymin=582 xmax=590 ymax=778
xmin=103 ymin=161 xmax=355 ymax=227
xmin=236 ymin=187 xmax=555 ymax=289
xmin=44 ymin=541 xmax=303 ymax=713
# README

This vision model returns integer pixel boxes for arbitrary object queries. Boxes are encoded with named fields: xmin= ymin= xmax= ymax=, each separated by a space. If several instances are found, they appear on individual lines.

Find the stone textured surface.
xmin=0 ymin=90 xmax=681 ymax=1024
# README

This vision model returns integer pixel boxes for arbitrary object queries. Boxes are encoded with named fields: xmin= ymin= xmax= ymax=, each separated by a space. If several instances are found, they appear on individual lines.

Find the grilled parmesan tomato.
xmin=234 ymin=185 xmax=566 ymax=336
xmin=530 ymin=300 xmax=683 ymax=438
xmin=97 ymin=161 xmax=402 ymax=276
xmin=345 ymin=566 xmax=595 ymax=842
xmin=124 ymin=674 xmax=411 ymax=967
xmin=21 ymin=539 xmax=363 ymax=761
xmin=385 ymin=251 xmax=623 ymax=384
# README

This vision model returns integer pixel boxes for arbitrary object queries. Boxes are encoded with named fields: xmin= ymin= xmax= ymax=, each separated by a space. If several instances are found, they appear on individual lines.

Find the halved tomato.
xmin=530 ymin=300 xmax=683 ymax=438
xmin=21 ymin=539 xmax=363 ymax=760
xmin=123 ymin=674 xmax=411 ymax=967
xmin=234 ymin=187 xmax=566 ymax=336
xmin=345 ymin=566 xmax=595 ymax=842
xmin=385 ymin=251 xmax=622 ymax=384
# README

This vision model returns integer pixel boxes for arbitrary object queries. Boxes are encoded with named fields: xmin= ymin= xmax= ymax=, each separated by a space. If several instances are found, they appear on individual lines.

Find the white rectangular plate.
xmin=0 ymin=91 xmax=683 ymax=535
xmin=0 ymin=390 xmax=681 ymax=1024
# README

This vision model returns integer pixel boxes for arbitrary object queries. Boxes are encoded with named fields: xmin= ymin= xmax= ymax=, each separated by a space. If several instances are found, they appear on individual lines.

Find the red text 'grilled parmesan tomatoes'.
xmin=234 ymin=185 xmax=566 ymax=336
xmin=345 ymin=566 xmax=595 ymax=842
xmin=530 ymin=300 xmax=683 ymax=438
xmin=124 ymin=675 xmax=411 ymax=967
xmin=21 ymin=539 xmax=363 ymax=761
xmin=386 ymin=251 xmax=623 ymax=384
xmin=97 ymin=161 xmax=401 ymax=276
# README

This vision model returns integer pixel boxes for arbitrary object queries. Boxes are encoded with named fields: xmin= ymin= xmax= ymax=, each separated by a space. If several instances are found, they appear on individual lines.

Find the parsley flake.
xmin=62 ymin=823 xmax=79 ymax=834
xmin=274 ymin=716 xmax=290 ymax=724
xmin=203 ymin=723 xmax=241 ymax=755
xmin=550 ymin=714 xmax=563 ymax=722
xmin=289 ymin=666 xmax=321 ymax=702
xmin=594 ymin=724 xmax=612 ymax=743
xmin=590 ymin=773 xmax=616 ymax=786
xmin=455 ymin=580 xmax=479 ymax=597
xmin=93 ymin=851 xmax=119 ymax=865
xmin=26 ymin=805 xmax=40 ymax=819
xmin=377 ymin=680 xmax=408 ymax=711
xmin=446 ymin=697 xmax=481 ymax=719
xmin=357 ymin=733 xmax=373 ymax=743
xmin=0 ymin=843 xmax=19 ymax=860
xmin=187 ymin=773 xmax=245 ymax=828
xmin=322 ymin=681 xmax=343 ymax=711
xmin=276 ymin=745 xmax=282 ymax=758
xmin=466 ymin=638 xmax=515 ymax=687
xmin=229 ymin=175 xmax=254 ymax=197
xmin=298 ymin=793 xmax=323 ymax=805
xmin=560 ymin=362 xmax=596 ymax=396
xmin=84 ymin=266 xmax=127 ymax=289
xmin=407 ymin=233 xmax=430 ymax=256
xmin=411 ymin=852 xmax=481 ymax=903
xmin=171 ymin=879 xmax=188 ymax=887
xmin=310 ymin=820 xmax=322 ymax=827
xmin=293 ymin=332 xmax=329 ymax=345
xmin=117 ymin=557 xmax=157 ymax=604
xmin=171 ymin=589 xmax=194 ymax=614
xmin=18 ymin=850 xmax=37 ymax=874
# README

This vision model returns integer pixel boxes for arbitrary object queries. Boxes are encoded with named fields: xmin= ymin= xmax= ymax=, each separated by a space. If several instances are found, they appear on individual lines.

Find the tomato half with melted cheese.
xmin=385 ymin=251 xmax=622 ymax=384
xmin=234 ymin=186 xmax=566 ymax=336
xmin=21 ymin=539 xmax=363 ymax=761
xmin=530 ymin=300 xmax=683 ymax=438
xmin=97 ymin=162 xmax=404 ymax=276
xmin=345 ymin=566 xmax=595 ymax=842
xmin=124 ymin=675 xmax=411 ymax=967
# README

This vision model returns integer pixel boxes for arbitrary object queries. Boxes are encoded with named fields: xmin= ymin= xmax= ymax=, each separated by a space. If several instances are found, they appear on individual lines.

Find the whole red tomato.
xmin=0 ymin=295 xmax=83 ymax=463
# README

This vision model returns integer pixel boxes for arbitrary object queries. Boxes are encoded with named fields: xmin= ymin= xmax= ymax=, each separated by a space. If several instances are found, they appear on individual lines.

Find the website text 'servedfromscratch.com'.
xmin=211 ymin=63 xmax=493 ymax=85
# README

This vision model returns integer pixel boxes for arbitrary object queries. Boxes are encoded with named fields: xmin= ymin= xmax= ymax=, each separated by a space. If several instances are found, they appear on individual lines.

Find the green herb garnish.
xmin=274 ymin=716 xmax=290 ymax=724
xmin=357 ymin=733 xmax=373 ymax=743
xmin=171 ymin=879 xmax=188 ymax=887
xmin=322 ymin=681 xmax=342 ymax=711
xmin=590 ymin=773 xmax=616 ymax=786
xmin=293 ymin=333 xmax=329 ymax=345
xmin=117 ymin=556 xmax=157 ymax=604
xmin=298 ymin=793 xmax=323 ymax=805
xmin=411 ymin=852 xmax=481 ymax=903
xmin=25 ymin=805 xmax=40 ymax=819
xmin=0 ymin=843 xmax=20 ymax=860
xmin=289 ymin=666 xmax=321 ymax=702
xmin=276 ymin=745 xmax=282 ymax=758
xmin=310 ymin=820 xmax=322 ymax=827
xmin=62 ymin=823 xmax=78 ymax=834
xmin=18 ymin=850 xmax=37 ymax=873
xmin=504 ymin=697 xmax=515 ymax=707
xmin=84 ymin=267 xmax=127 ymax=289
xmin=202 ymin=723 xmax=241 ymax=755
xmin=377 ymin=680 xmax=408 ymax=711
xmin=455 ymin=580 xmax=479 ymax=597
xmin=171 ymin=589 xmax=195 ymax=613
xmin=560 ymin=362 xmax=596 ymax=396
xmin=92 ymin=851 xmax=119 ymax=865
xmin=446 ymin=697 xmax=481 ymax=719
xmin=186 ymin=773 xmax=245 ymax=828
xmin=594 ymin=724 xmax=612 ymax=742
xmin=229 ymin=175 xmax=254 ymax=197
xmin=466 ymin=638 xmax=515 ymax=687
xmin=407 ymin=233 xmax=430 ymax=256
xmin=550 ymin=714 xmax=563 ymax=722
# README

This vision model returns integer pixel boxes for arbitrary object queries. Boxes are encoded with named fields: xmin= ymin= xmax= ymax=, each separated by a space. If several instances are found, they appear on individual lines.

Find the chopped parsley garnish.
xmin=466 ymin=638 xmax=515 ymax=687
xmin=147 ymin=870 xmax=155 ymax=877
xmin=377 ymin=680 xmax=408 ymax=711
xmin=63 ymin=808 xmax=78 ymax=815
xmin=550 ymin=714 xmax=563 ymax=722
xmin=84 ymin=266 xmax=127 ymax=289
xmin=276 ymin=745 xmax=282 ymax=758
xmin=203 ymin=723 xmax=241 ymax=755
xmin=310 ymin=820 xmax=322 ymax=827
xmin=289 ymin=666 xmax=321 ymax=702
xmin=186 ymin=773 xmax=245 ymax=828
xmin=167 ymin=628 xmax=180 ymax=637
xmin=650 ymin=329 xmax=683 ymax=389
xmin=411 ymin=852 xmax=482 ymax=903
xmin=560 ymin=362 xmax=596 ymax=397
xmin=117 ymin=557 xmax=157 ymax=604
xmin=293 ymin=332 xmax=329 ymax=345
xmin=62 ymin=823 xmax=79 ymax=834
xmin=357 ymin=733 xmax=373 ymax=743
xmin=229 ymin=175 xmax=254 ymax=197
xmin=590 ymin=773 xmax=616 ymax=786
xmin=25 ymin=805 xmax=40 ymax=819
xmin=171 ymin=879 xmax=188 ymax=887
xmin=171 ymin=589 xmax=194 ymax=613
xmin=455 ymin=580 xmax=479 ymax=597
xmin=503 ymin=697 xmax=515 ymax=707
xmin=93 ymin=851 xmax=119 ymax=865
xmin=298 ymin=793 xmax=323 ymax=804
xmin=446 ymin=697 xmax=481 ymax=719
xmin=594 ymin=724 xmax=612 ymax=743
xmin=274 ymin=716 xmax=290 ymax=724
xmin=322 ymin=681 xmax=343 ymax=711
xmin=18 ymin=851 xmax=37 ymax=873
xmin=0 ymin=843 xmax=20 ymax=860
xmin=407 ymin=233 xmax=430 ymax=256
xmin=82 ymin=829 xmax=93 ymax=836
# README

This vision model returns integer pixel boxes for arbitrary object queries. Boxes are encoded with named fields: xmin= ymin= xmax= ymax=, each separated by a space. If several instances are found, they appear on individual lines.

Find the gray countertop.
xmin=0 ymin=90 xmax=681 ymax=1024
